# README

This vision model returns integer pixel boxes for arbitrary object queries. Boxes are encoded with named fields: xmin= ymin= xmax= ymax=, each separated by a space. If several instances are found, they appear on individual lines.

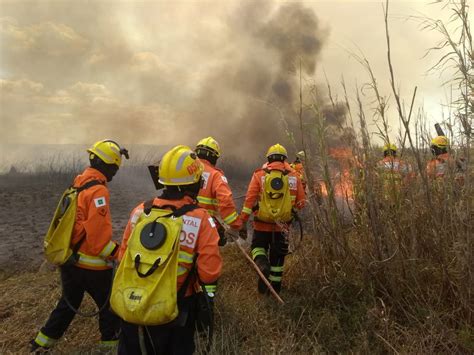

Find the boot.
xmin=254 ymin=256 xmax=270 ymax=294
xmin=29 ymin=340 xmax=50 ymax=354
xmin=270 ymin=281 xmax=282 ymax=294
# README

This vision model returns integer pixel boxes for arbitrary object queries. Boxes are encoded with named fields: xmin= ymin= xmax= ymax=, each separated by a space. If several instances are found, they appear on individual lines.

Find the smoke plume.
xmin=1 ymin=0 xmax=338 ymax=166
xmin=180 ymin=1 xmax=328 ymax=161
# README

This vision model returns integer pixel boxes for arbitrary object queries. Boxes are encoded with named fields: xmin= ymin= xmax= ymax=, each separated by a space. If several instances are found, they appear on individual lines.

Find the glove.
xmin=216 ymin=223 xmax=227 ymax=246
xmin=197 ymin=286 xmax=215 ymax=333
xmin=239 ymin=226 xmax=248 ymax=240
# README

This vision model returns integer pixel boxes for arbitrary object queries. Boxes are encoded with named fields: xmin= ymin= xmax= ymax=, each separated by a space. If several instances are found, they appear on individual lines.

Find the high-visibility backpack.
xmin=111 ymin=201 xmax=198 ymax=326
xmin=44 ymin=180 xmax=103 ymax=266
xmin=256 ymin=169 xmax=293 ymax=223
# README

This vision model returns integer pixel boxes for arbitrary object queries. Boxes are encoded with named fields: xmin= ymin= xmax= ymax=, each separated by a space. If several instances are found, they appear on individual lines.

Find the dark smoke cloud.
xmin=1 ymin=0 xmax=339 ymax=164
xmin=0 ymin=0 xmax=452 ymax=166
xmin=259 ymin=3 xmax=324 ymax=75
xmin=180 ymin=1 xmax=328 ymax=161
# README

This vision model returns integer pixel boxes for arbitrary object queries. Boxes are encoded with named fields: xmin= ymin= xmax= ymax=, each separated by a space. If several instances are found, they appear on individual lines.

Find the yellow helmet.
xmin=158 ymin=145 xmax=204 ymax=186
xmin=196 ymin=136 xmax=221 ymax=157
xmin=383 ymin=143 xmax=397 ymax=152
xmin=296 ymin=150 xmax=306 ymax=159
xmin=266 ymin=144 xmax=288 ymax=158
xmin=87 ymin=139 xmax=129 ymax=167
xmin=431 ymin=136 xmax=449 ymax=148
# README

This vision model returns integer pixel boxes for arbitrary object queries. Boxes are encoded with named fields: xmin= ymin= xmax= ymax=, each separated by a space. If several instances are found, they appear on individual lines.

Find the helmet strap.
xmin=268 ymin=155 xmax=286 ymax=163
xmin=90 ymin=155 xmax=118 ymax=182
xmin=384 ymin=150 xmax=396 ymax=157
xmin=161 ymin=180 xmax=201 ymax=200
xmin=431 ymin=146 xmax=447 ymax=156
xmin=196 ymin=149 xmax=218 ymax=165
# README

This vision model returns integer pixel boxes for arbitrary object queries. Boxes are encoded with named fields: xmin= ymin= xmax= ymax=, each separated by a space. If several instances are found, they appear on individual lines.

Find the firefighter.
xmin=427 ymin=135 xmax=467 ymax=186
xmin=377 ymin=144 xmax=414 ymax=183
xmin=426 ymin=136 xmax=465 ymax=180
xmin=427 ymin=136 xmax=449 ymax=178
xmin=117 ymin=145 xmax=222 ymax=354
xmin=195 ymin=137 xmax=241 ymax=246
xmin=240 ymin=144 xmax=305 ymax=294
xmin=375 ymin=143 xmax=414 ymax=203
xmin=31 ymin=140 xmax=128 ymax=352
xmin=290 ymin=150 xmax=307 ymax=190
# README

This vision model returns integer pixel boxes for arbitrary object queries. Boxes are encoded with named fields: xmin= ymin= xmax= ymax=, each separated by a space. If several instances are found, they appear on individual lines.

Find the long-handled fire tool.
xmin=435 ymin=123 xmax=446 ymax=137
xmin=214 ymin=217 xmax=285 ymax=305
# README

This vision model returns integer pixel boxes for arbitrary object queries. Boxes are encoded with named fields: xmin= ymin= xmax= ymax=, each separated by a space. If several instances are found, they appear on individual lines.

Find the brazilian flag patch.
xmin=94 ymin=197 xmax=107 ymax=208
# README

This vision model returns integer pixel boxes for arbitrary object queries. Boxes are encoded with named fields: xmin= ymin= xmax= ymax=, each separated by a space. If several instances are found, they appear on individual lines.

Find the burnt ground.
xmin=0 ymin=168 xmax=247 ymax=273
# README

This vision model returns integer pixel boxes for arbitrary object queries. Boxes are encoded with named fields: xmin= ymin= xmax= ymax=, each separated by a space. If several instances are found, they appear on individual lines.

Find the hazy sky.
xmin=0 ymin=0 xmax=459 ymax=155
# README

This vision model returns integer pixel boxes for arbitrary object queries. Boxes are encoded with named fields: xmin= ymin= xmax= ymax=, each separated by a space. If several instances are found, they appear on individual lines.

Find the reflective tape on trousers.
xmin=34 ymin=331 xmax=57 ymax=348
xmin=251 ymin=247 xmax=266 ymax=259
xmin=269 ymin=275 xmax=282 ymax=282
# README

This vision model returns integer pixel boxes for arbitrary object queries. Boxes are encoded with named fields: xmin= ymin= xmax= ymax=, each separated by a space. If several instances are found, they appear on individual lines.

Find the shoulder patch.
xmin=208 ymin=217 xmax=216 ymax=228
xmin=94 ymin=197 xmax=107 ymax=208
xmin=221 ymin=175 xmax=228 ymax=184
xmin=202 ymin=171 xmax=211 ymax=189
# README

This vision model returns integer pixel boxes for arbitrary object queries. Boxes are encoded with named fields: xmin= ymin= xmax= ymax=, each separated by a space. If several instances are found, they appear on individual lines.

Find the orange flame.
xmin=316 ymin=147 xmax=355 ymax=200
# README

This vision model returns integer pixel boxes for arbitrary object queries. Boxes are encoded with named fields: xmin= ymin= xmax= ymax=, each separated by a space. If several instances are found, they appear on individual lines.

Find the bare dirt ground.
xmin=0 ymin=169 xmax=247 ymax=273
xmin=0 ymin=172 xmax=157 ymax=273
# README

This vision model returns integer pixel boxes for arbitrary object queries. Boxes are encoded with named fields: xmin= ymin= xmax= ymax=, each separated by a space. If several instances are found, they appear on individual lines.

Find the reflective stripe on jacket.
xmin=240 ymin=161 xmax=306 ymax=232
xmin=426 ymin=153 xmax=465 ymax=184
xmin=197 ymin=159 xmax=241 ymax=229
xmin=426 ymin=153 xmax=452 ymax=178
xmin=376 ymin=157 xmax=414 ymax=185
xmin=377 ymin=157 xmax=412 ymax=176
xmin=71 ymin=167 xmax=117 ymax=270
xmin=118 ymin=195 xmax=222 ymax=296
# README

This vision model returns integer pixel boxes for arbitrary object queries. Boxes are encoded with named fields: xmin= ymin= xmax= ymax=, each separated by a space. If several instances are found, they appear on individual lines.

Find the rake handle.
xmin=215 ymin=217 xmax=285 ymax=305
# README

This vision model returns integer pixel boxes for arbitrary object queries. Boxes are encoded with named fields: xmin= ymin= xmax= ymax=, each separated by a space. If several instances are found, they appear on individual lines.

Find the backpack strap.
xmin=143 ymin=201 xmax=199 ymax=218
xmin=177 ymin=253 xmax=198 ymax=301
xmin=143 ymin=199 xmax=156 ymax=215
xmin=75 ymin=179 xmax=104 ymax=193
xmin=67 ymin=180 xmax=105 ymax=263
xmin=172 ymin=204 xmax=199 ymax=217
xmin=264 ymin=167 xmax=290 ymax=176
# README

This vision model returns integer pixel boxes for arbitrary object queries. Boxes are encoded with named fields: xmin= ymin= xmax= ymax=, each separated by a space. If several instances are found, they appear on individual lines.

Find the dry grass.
xmin=0 ymin=269 xmax=109 ymax=354
xmin=2 ymin=231 xmax=472 ymax=354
